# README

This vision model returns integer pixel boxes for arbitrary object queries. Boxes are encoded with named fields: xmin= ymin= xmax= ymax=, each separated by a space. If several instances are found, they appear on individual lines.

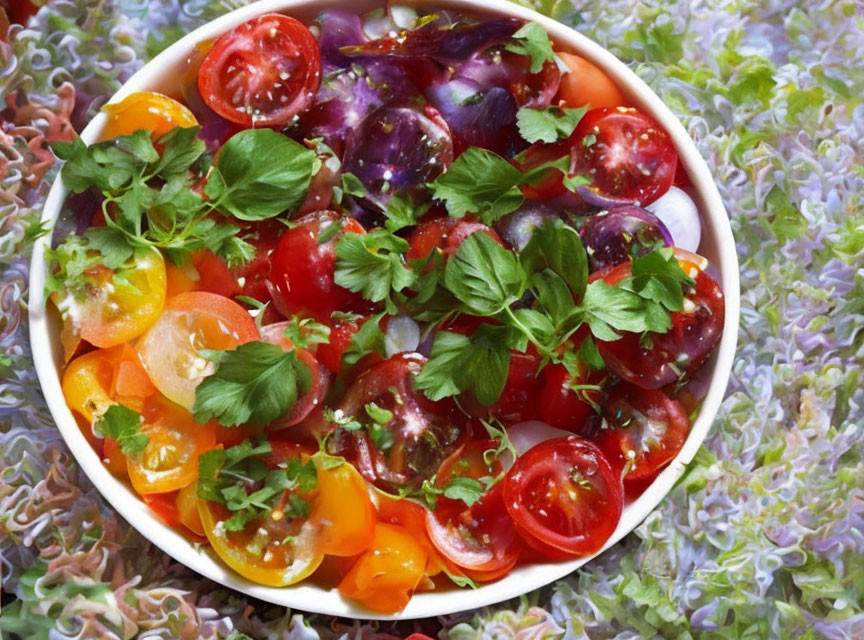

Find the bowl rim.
xmin=28 ymin=0 xmax=740 ymax=620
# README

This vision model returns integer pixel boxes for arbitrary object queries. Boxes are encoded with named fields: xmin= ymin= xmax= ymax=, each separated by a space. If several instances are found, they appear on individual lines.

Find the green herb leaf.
xmin=520 ymin=219 xmax=588 ymax=299
xmin=193 ymin=341 xmax=314 ymax=427
xmin=430 ymin=148 xmax=525 ymax=223
xmin=284 ymin=316 xmax=331 ymax=350
xmin=383 ymin=192 xmax=430 ymax=233
xmin=442 ymin=476 xmax=485 ymax=506
xmin=209 ymin=129 xmax=317 ymax=220
xmin=516 ymin=105 xmax=587 ymax=144
xmin=444 ymin=233 xmax=526 ymax=316
xmin=342 ymin=312 xmax=388 ymax=366
xmin=94 ymin=405 xmax=149 ymax=456
xmin=415 ymin=324 xmax=512 ymax=405
xmin=334 ymin=230 xmax=416 ymax=313
xmin=505 ymin=22 xmax=556 ymax=73
xmin=581 ymin=280 xmax=671 ymax=340
xmin=625 ymin=246 xmax=695 ymax=312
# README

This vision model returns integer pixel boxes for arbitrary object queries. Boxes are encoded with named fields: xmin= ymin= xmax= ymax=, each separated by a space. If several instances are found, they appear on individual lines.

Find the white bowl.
xmin=28 ymin=0 xmax=740 ymax=620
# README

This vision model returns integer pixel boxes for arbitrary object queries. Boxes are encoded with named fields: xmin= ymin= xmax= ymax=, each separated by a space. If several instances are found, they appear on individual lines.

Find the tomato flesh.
xmin=266 ymin=211 xmax=367 ymax=321
xmin=503 ymin=436 xmax=622 ymax=556
xmin=596 ymin=383 xmax=690 ymax=483
xmin=571 ymin=107 xmax=677 ymax=206
xmin=198 ymin=14 xmax=321 ymax=127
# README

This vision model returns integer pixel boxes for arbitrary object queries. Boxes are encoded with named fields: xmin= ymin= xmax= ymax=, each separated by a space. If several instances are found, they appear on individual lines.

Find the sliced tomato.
xmin=516 ymin=138 xmax=571 ymax=200
xmin=425 ymin=482 xmax=521 ymax=581
xmin=53 ymin=248 xmax=167 ymax=354
xmin=378 ymin=494 xmax=447 ymax=578
xmin=327 ymin=354 xmax=467 ymax=491
xmin=433 ymin=438 xmax=504 ymax=516
xmin=198 ymin=14 xmax=321 ymax=127
xmin=309 ymin=454 xmax=376 ymax=557
xmin=537 ymin=361 xmax=605 ymax=434
xmin=594 ymin=257 xmax=725 ymax=389
xmin=176 ymin=480 xmax=206 ymax=537
xmin=266 ymin=211 xmax=367 ymax=321
xmin=595 ymin=383 xmax=690 ymax=483
xmin=138 ymin=291 xmax=259 ymax=409
xmin=102 ymin=436 xmax=128 ymax=479
xmin=164 ymin=250 xmax=241 ymax=299
xmin=483 ymin=345 xmax=541 ymax=423
xmin=258 ymin=322 xmax=330 ymax=428
xmin=503 ymin=436 xmax=622 ymax=556
xmin=142 ymin=491 xmax=183 ymax=528
xmin=110 ymin=344 xmax=156 ymax=412
xmin=99 ymin=92 xmax=198 ymax=141
xmin=570 ymin=107 xmax=677 ymax=206
xmin=555 ymin=53 xmax=625 ymax=110
xmin=314 ymin=313 xmax=366 ymax=374
xmin=62 ymin=347 xmax=120 ymax=425
xmin=406 ymin=214 xmax=502 ymax=263
xmin=199 ymin=499 xmax=323 ymax=587
xmin=338 ymin=522 xmax=427 ymax=614
xmin=127 ymin=397 xmax=216 ymax=495
xmin=197 ymin=441 xmax=323 ymax=587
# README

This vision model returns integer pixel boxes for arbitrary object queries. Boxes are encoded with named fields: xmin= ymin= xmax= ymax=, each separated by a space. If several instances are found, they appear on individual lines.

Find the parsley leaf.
xmin=383 ymin=192 xmax=431 ymax=233
xmin=516 ymin=105 xmax=587 ymax=144
xmin=505 ymin=22 xmax=556 ymax=73
xmin=94 ymin=405 xmax=148 ymax=456
xmin=334 ymin=230 xmax=416 ymax=313
xmin=625 ymin=246 xmax=695 ymax=311
xmin=444 ymin=233 xmax=526 ymax=316
xmin=341 ymin=312 xmax=388 ymax=366
xmin=430 ymin=148 xmax=525 ymax=223
xmin=205 ymin=129 xmax=317 ymax=220
xmin=580 ymin=279 xmax=670 ymax=340
xmin=193 ymin=341 xmax=313 ymax=427
xmin=520 ymin=219 xmax=588 ymax=299
xmin=441 ymin=476 xmax=485 ymax=506
xmin=415 ymin=325 xmax=513 ymax=405
xmin=284 ymin=316 xmax=331 ymax=350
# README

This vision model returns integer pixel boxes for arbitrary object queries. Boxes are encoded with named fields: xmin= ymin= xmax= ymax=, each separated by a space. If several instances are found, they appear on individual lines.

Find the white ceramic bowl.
xmin=28 ymin=0 xmax=740 ymax=620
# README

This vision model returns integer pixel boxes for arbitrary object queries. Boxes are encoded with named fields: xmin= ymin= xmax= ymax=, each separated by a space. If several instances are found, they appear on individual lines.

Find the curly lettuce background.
xmin=1 ymin=0 xmax=862 ymax=637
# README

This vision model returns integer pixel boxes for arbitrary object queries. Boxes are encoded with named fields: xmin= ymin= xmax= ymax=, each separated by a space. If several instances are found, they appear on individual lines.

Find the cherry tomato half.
xmin=406 ymin=214 xmax=503 ymax=263
xmin=425 ymin=482 xmax=521 ymax=581
xmin=53 ymin=248 xmax=167 ymax=354
xmin=433 ymin=437 xmax=505 ymax=516
xmin=328 ymin=354 xmax=466 ymax=491
xmin=555 ymin=53 xmax=625 ymax=110
xmin=99 ymin=92 xmax=199 ymax=141
xmin=138 ymin=291 xmax=259 ymax=409
xmin=595 ymin=383 xmax=690 ymax=484
xmin=594 ymin=259 xmax=725 ymax=389
xmin=266 ymin=211 xmax=367 ymax=321
xmin=537 ymin=361 xmax=605 ymax=435
xmin=571 ymin=107 xmax=677 ymax=206
xmin=503 ymin=436 xmax=622 ymax=556
xmin=198 ymin=14 xmax=321 ymax=127
xmin=338 ymin=523 xmax=428 ymax=614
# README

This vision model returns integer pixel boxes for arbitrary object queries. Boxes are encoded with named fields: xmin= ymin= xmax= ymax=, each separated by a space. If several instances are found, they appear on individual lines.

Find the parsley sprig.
xmin=94 ymin=405 xmax=148 ymax=455
xmin=197 ymin=439 xmax=317 ymax=532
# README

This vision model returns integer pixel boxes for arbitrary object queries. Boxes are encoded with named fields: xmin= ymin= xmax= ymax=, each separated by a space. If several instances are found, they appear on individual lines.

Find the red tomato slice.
xmin=595 ymin=383 xmax=690 ymax=483
xmin=266 ymin=211 xmax=367 ymax=321
xmin=537 ymin=361 xmax=605 ymax=435
xmin=314 ymin=314 xmax=365 ymax=374
xmin=327 ymin=354 xmax=466 ymax=491
xmin=425 ymin=482 xmax=521 ymax=581
xmin=197 ymin=14 xmax=321 ymax=127
xmin=257 ymin=322 xmax=330 ymax=429
xmin=571 ymin=107 xmax=677 ymax=206
xmin=594 ymin=259 xmax=725 ymax=389
xmin=434 ymin=438 xmax=504 ymax=516
xmin=406 ymin=214 xmax=502 ymax=263
xmin=503 ymin=436 xmax=622 ymax=556
xmin=138 ymin=292 xmax=259 ymax=409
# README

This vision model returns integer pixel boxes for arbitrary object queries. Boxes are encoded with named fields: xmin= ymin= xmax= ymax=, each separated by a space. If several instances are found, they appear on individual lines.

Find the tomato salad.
xmin=47 ymin=6 xmax=724 ymax=614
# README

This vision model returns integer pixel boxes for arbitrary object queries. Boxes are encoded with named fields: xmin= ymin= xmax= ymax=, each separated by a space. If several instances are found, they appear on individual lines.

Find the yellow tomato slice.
xmin=176 ymin=481 xmax=206 ymax=537
xmin=62 ymin=347 xmax=117 ymax=424
xmin=338 ymin=522 xmax=428 ymax=614
xmin=310 ymin=454 xmax=376 ymax=557
xmin=198 ymin=500 xmax=323 ymax=587
xmin=138 ymin=292 xmax=259 ymax=409
xmin=53 ymin=248 xmax=167 ymax=351
xmin=126 ymin=398 xmax=216 ymax=495
xmin=99 ymin=91 xmax=198 ymax=141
